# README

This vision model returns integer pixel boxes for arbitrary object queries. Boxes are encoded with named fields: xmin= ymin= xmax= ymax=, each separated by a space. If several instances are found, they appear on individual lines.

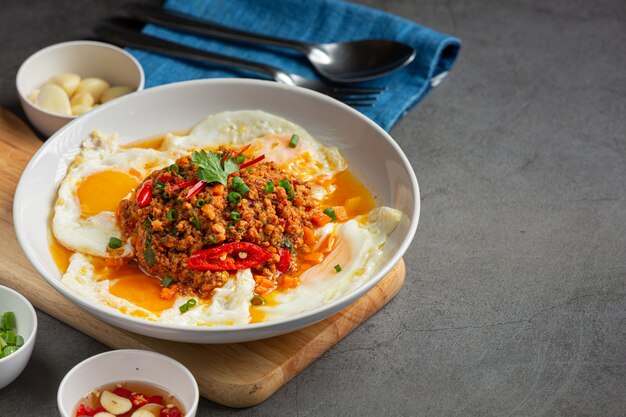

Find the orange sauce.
xmin=91 ymin=258 xmax=175 ymax=313
xmin=322 ymin=169 xmax=376 ymax=217
xmin=49 ymin=235 xmax=74 ymax=273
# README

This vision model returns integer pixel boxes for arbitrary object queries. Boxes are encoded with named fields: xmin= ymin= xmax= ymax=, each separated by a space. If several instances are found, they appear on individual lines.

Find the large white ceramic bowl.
xmin=58 ymin=349 xmax=198 ymax=417
xmin=13 ymin=79 xmax=419 ymax=343
xmin=0 ymin=285 xmax=38 ymax=389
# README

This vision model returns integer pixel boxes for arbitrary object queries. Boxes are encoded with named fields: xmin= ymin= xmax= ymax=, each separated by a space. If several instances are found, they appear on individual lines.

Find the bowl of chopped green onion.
xmin=0 ymin=285 xmax=37 ymax=389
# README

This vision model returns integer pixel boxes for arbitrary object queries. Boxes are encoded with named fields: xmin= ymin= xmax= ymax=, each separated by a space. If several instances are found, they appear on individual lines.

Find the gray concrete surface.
xmin=1 ymin=0 xmax=625 ymax=415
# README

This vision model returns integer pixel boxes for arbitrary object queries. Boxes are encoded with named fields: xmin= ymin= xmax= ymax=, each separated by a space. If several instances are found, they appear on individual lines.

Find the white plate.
xmin=13 ymin=79 xmax=419 ymax=343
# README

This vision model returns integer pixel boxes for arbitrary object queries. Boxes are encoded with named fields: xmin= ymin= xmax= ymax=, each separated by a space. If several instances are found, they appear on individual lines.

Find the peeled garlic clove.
xmin=49 ymin=73 xmax=81 ymax=96
xmin=27 ymin=89 xmax=40 ymax=105
xmin=133 ymin=403 xmax=163 ymax=415
xmin=71 ymin=104 xmax=92 ymax=116
xmin=101 ymin=86 xmax=133 ymax=103
xmin=94 ymin=413 xmax=116 ymax=417
xmin=70 ymin=91 xmax=94 ymax=107
xmin=130 ymin=407 xmax=161 ymax=417
xmin=76 ymin=78 xmax=110 ymax=102
xmin=38 ymin=84 xmax=71 ymax=116
xmin=100 ymin=390 xmax=132 ymax=415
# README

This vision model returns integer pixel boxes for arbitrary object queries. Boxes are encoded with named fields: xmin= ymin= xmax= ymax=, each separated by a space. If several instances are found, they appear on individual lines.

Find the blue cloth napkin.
xmin=128 ymin=0 xmax=460 ymax=131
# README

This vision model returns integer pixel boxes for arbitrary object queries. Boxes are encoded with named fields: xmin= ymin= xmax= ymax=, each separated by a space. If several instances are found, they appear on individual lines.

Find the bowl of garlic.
xmin=16 ymin=41 xmax=144 ymax=137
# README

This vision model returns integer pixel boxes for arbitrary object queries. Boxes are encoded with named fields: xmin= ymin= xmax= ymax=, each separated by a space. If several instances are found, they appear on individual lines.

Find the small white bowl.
xmin=0 ymin=285 xmax=38 ymax=390
xmin=58 ymin=349 xmax=199 ymax=417
xmin=16 ymin=40 xmax=144 ymax=137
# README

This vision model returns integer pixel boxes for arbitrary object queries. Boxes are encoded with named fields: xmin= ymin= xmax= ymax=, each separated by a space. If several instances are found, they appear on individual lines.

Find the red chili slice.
xmin=277 ymin=247 xmax=291 ymax=272
xmin=239 ymin=154 xmax=265 ymax=169
xmin=233 ymin=144 xmax=251 ymax=159
xmin=147 ymin=395 xmax=163 ymax=404
xmin=165 ymin=180 xmax=196 ymax=192
xmin=76 ymin=404 xmax=95 ymax=417
xmin=221 ymin=149 xmax=232 ymax=163
xmin=188 ymin=242 xmax=271 ymax=271
xmin=113 ymin=387 xmax=132 ymax=398
xmin=186 ymin=180 xmax=206 ymax=199
xmin=137 ymin=180 xmax=154 ymax=207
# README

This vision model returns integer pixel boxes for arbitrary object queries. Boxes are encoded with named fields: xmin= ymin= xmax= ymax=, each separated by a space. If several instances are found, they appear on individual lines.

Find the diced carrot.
xmin=332 ymin=206 xmax=348 ymax=222
xmin=213 ymin=184 xmax=225 ymax=196
xmin=282 ymin=276 xmax=299 ymax=289
xmin=304 ymin=252 xmax=324 ymax=263
xmin=255 ymin=278 xmax=276 ymax=295
xmin=254 ymin=275 xmax=266 ymax=285
xmin=311 ymin=211 xmax=332 ymax=227
xmin=105 ymin=257 xmax=125 ymax=267
xmin=160 ymin=285 xmax=178 ymax=300
xmin=303 ymin=226 xmax=316 ymax=247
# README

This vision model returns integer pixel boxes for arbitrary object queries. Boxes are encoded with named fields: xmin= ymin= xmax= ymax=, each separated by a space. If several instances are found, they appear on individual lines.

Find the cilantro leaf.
xmin=191 ymin=150 xmax=239 ymax=186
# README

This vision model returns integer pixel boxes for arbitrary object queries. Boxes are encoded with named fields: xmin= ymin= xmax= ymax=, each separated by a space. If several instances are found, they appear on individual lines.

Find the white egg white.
xmin=258 ymin=207 xmax=403 ymax=321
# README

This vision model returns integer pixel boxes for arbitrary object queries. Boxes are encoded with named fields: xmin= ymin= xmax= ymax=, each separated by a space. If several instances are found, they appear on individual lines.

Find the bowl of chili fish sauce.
xmin=73 ymin=382 xmax=185 ymax=417
xmin=0 ymin=285 xmax=38 ymax=390
xmin=58 ymin=350 xmax=198 ymax=417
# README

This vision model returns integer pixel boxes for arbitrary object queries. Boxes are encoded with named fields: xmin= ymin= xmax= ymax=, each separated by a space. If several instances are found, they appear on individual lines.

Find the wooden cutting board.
xmin=0 ymin=108 xmax=405 ymax=408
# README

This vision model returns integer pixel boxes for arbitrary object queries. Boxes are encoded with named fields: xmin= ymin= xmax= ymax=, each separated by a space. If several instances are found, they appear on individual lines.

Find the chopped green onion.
xmin=2 ymin=346 xmax=18 ymax=357
xmin=230 ymin=211 xmax=241 ymax=220
xmin=231 ymin=177 xmax=250 ymax=195
xmin=195 ymin=198 xmax=206 ymax=208
xmin=3 ymin=312 xmax=16 ymax=330
xmin=4 ymin=330 xmax=15 ymax=345
xmin=334 ymin=264 xmax=342 ymax=273
xmin=190 ymin=216 xmax=201 ymax=230
xmin=265 ymin=181 xmax=275 ymax=193
xmin=0 ymin=337 xmax=6 ymax=349
xmin=206 ymin=236 xmax=216 ymax=244
xmin=107 ymin=237 xmax=123 ymax=249
xmin=179 ymin=298 xmax=197 ymax=313
xmin=251 ymin=296 xmax=265 ymax=306
xmin=167 ymin=209 xmax=178 ymax=222
xmin=154 ymin=181 xmax=166 ymax=192
xmin=168 ymin=163 xmax=179 ymax=174
xmin=278 ymin=179 xmax=295 ymax=200
xmin=235 ymin=153 xmax=246 ymax=164
xmin=161 ymin=275 xmax=174 ymax=287
xmin=289 ymin=134 xmax=300 ymax=148
xmin=323 ymin=207 xmax=337 ymax=222
xmin=228 ymin=191 xmax=242 ymax=204
xmin=14 ymin=335 xmax=23 ymax=347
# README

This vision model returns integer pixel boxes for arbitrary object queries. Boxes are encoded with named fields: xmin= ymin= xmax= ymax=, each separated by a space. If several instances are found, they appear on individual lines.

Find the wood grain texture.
xmin=0 ymin=108 xmax=405 ymax=408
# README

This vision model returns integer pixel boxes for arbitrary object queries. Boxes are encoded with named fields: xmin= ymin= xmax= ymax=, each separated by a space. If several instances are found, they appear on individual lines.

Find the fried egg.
xmin=258 ymin=207 xmax=403 ymax=320
xmin=53 ymin=131 xmax=174 ymax=257
xmin=163 ymin=110 xmax=346 ymax=182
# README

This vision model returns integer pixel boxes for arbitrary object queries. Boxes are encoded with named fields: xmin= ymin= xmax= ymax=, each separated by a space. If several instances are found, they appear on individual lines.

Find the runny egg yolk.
xmin=77 ymin=170 xmax=140 ymax=217
xmin=104 ymin=262 xmax=175 ymax=312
